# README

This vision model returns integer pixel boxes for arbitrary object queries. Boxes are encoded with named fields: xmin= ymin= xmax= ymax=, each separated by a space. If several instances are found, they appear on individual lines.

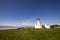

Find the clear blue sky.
xmin=0 ymin=0 xmax=60 ymax=26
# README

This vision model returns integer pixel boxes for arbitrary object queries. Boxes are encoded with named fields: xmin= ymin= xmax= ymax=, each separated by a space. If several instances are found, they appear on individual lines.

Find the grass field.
xmin=0 ymin=28 xmax=60 ymax=40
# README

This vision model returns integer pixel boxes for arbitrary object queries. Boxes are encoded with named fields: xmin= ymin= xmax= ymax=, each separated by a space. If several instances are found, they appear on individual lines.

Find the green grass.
xmin=0 ymin=28 xmax=60 ymax=40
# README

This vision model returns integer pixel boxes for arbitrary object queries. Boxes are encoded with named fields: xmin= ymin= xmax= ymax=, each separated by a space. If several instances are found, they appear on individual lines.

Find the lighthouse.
xmin=35 ymin=18 xmax=42 ymax=28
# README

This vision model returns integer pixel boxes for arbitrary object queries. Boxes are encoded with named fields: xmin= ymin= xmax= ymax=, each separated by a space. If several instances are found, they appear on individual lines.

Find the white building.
xmin=35 ymin=18 xmax=42 ymax=28
xmin=44 ymin=24 xmax=50 ymax=29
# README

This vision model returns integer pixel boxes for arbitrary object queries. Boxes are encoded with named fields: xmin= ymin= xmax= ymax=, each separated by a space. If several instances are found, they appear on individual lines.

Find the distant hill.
xmin=50 ymin=25 xmax=60 ymax=28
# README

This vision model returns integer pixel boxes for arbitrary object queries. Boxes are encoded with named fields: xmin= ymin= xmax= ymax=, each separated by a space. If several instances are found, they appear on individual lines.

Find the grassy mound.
xmin=0 ymin=28 xmax=60 ymax=40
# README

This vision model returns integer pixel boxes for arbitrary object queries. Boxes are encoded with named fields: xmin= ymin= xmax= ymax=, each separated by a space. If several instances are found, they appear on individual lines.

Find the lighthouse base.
xmin=35 ymin=25 xmax=42 ymax=29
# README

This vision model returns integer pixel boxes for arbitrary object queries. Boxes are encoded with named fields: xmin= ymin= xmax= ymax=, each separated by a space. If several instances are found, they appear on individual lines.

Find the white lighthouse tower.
xmin=35 ymin=18 xmax=42 ymax=28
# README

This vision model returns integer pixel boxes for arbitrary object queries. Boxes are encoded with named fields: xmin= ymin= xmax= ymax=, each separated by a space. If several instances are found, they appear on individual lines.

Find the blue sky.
xmin=0 ymin=0 xmax=60 ymax=26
